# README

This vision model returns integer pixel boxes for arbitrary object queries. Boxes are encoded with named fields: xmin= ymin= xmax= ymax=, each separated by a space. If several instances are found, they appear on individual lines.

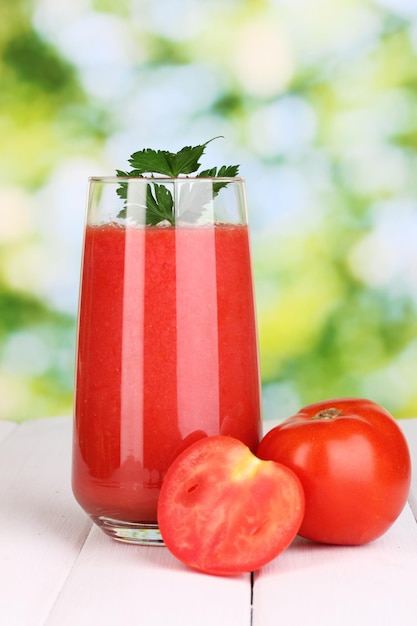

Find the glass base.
xmin=93 ymin=515 xmax=164 ymax=545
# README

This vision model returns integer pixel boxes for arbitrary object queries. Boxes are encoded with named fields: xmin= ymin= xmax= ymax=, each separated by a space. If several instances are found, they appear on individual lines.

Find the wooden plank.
xmin=253 ymin=503 xmax=417 ymax=625
xmin=0 ymin=416 xmax=414 ymax=626
xmin=45 ymin=525 xmax=252 ymax=626
xmin=0 ymin=420 xmax=17 ymax=443
xmin=0 ymin=417 xmax=92 ymax=626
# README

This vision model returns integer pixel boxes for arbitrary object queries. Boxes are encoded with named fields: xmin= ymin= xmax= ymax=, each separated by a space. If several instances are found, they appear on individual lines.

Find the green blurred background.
xmin=2 ymin=0 xmax=417 ymax=422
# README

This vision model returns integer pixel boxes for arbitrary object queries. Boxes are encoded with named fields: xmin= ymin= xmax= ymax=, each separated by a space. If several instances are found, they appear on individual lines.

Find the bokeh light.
xmin=2 ymin=0 xmax=417 ymax=421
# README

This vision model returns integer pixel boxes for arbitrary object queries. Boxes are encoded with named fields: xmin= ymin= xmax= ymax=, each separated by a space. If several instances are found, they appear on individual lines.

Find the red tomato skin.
xmin=257 ymin=398 xmax=411 ymax=546
xmin=157 ymin=435 xmax=305 ymax=576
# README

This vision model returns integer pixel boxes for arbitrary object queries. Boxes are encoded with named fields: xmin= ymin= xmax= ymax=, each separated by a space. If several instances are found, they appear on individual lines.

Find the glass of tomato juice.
xmin=72 ymin=176 xmax=262 ymax=544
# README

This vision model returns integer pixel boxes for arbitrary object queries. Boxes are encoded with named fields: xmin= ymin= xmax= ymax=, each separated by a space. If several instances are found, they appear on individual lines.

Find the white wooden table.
xmin=0 ymin=416 xmax=416 ymax=626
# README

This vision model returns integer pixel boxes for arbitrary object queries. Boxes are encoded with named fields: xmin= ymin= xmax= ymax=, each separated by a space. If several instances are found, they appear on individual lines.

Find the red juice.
xmin=72 ymin=222 xmax=261 ymax=526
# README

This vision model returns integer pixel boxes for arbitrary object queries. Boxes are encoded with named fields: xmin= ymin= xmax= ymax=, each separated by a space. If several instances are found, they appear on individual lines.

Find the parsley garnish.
xmin=116 ymin=138 xmax=239 ymax=225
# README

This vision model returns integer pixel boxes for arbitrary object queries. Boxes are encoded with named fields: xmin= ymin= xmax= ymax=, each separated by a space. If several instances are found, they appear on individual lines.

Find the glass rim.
xmin=88 ymin=175 xmax=245 ymax=183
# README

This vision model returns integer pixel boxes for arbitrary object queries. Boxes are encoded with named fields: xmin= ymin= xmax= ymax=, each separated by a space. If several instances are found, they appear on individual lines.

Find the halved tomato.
xmin=157 ymin=435 xmax=304 ymax=576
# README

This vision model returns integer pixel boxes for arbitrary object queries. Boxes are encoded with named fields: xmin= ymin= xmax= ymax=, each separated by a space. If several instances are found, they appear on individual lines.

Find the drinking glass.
xmin=72 ymin=176 xmax=262 ymax=544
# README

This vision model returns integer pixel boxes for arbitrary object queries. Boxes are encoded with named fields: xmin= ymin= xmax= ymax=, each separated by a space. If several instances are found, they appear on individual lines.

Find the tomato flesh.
xmin=157 ymin=435 xmax=305 ymax=575
xmin=257 ymin=398 xmax=411 ymax=545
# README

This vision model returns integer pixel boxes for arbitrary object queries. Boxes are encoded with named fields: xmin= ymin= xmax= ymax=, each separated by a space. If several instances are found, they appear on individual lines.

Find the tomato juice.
xmin=72 ymin=222 xmax=261 ymax=529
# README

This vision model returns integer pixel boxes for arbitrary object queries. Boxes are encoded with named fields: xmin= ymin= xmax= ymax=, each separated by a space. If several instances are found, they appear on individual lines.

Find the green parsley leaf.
xmin=198 ymin=164 xmax=240 ymax=196
xmin=115 ymin=169 xmax=129 ymax=202
xmin=127 ymin=137 xmax=222 ymax=177
xmin=146 ymin=183 xmax=174 ymax=225
xmin=116 ymin=138 xmax=240 ymax=225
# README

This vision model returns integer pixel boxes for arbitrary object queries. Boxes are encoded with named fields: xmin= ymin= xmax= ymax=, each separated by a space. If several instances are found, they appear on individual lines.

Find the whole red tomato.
xmin=257 ymin=398 xmax=411 ymax=546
